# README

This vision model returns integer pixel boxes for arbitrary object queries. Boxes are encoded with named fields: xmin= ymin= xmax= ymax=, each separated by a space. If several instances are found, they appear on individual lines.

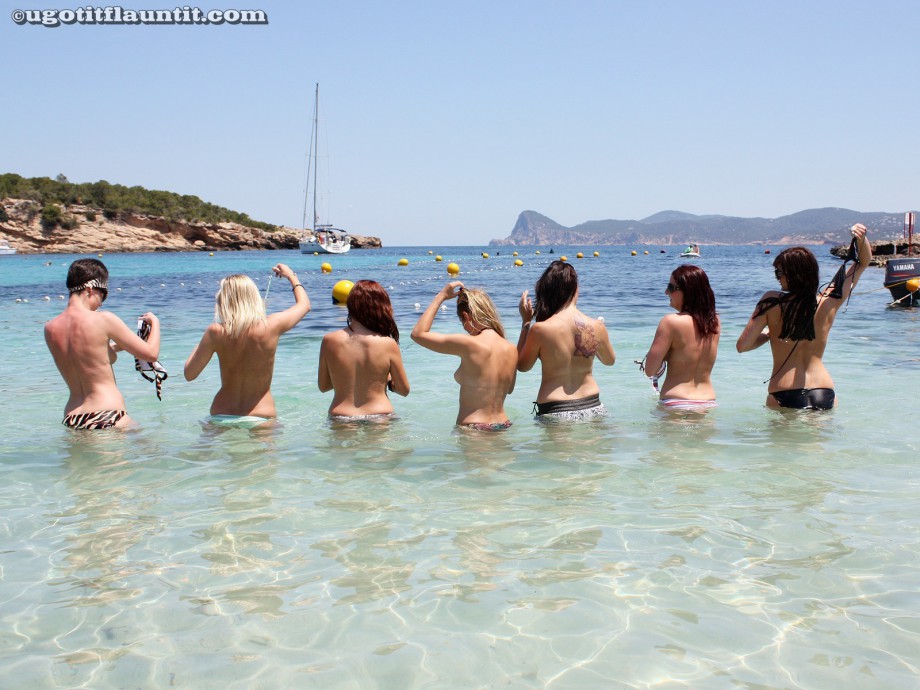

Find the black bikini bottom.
xmin=771 ymin=388 xmax=835 ymax=410
xmin=535 ymin=393 xmax=602 ymax=416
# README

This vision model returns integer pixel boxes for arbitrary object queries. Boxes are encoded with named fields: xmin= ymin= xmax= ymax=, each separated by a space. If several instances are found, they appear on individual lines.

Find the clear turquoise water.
xmin=1 ymin=246 xmax=918 ymax=689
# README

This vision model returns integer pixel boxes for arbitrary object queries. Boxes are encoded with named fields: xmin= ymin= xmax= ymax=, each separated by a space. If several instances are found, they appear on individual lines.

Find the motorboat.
xmin=884 ymin=212 xmax=918 ymax=306
xmin=0 ymin=239 xmax=16 ymax=255
xmin=680 ymin=243 xmax=700 ymax=258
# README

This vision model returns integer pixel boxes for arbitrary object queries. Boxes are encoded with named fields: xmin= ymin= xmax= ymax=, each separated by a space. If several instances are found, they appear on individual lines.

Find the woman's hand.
xmin=519 ymin=290 xmax=534 ymax=323
xmin=273 ymin=263 xmax=297 ymax=282
xmin=439 ymin=281 xmax=463 ymax=301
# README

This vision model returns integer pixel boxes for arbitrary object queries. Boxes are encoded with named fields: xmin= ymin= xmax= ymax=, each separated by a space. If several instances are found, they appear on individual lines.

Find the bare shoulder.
xmin=203 ymin=322 xmax=225 ymax=341
xmin=323 ymin=329 xmax=346 ymax=343
xmin=659 ymin=313 xmax=682 ymax=329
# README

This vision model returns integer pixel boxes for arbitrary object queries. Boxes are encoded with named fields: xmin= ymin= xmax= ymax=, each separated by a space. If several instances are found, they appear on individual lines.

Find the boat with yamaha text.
xmin=884 ymin=212 xmax=919 ymax=306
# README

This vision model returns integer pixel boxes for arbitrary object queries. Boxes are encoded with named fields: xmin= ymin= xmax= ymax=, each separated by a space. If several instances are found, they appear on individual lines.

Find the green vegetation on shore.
xmin=0 ymin=173 xmax=277 ymax=232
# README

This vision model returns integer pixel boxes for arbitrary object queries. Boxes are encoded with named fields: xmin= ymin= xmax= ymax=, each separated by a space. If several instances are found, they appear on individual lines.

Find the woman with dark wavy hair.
xmin=642 ymin=264 xmax=720 ymax=410
xmin=318 ymin=280 xmax=409 ymax=419
xmin=736 ymin=223 xmax=871 ymax=409
xmin=517 ymin=261 xmax=615 ymax=421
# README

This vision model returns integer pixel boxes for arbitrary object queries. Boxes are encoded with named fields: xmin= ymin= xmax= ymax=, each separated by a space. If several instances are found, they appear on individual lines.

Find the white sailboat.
xmin=299 ymin=84 xmax=351 ymax=255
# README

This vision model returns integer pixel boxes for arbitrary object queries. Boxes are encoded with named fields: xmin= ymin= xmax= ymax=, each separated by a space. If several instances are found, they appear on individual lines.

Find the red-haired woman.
xmin=318 ymin=280 xmax=410 ymax=419
xmin=643 ymin=264 xmax=720 ymax=410
xmin=736 ymin=224 xmax=870 ymax=409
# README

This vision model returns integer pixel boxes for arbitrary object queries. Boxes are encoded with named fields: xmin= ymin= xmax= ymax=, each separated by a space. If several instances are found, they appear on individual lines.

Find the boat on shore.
xmin=0 ymin=240 xmax=16 ymax=255
xmin=884 ymin=212 xmax=918 ymax=306
xmin=299 ymin=83 xmax=352 ymax=255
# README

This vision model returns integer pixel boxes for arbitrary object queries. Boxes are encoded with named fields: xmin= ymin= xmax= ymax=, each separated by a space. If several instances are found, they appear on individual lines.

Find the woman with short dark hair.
xmin=45 ymin=258 xmax=160 ymax=430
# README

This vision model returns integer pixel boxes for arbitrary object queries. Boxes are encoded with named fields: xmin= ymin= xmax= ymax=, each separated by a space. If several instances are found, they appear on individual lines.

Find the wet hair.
xmin=753 ymin=246 xmax=819 ymax=341
xmin=215 ymin=274 xmax=266 ymax=337
xmin=670 ymin=264 xmax=719 ymax=339
xmin=66 ymin=259 xmax=108 ymax=292
xmin=533 ymin=261 xmax=578 ymax=322
xmin=347 ymin=280 xmax=399 ymax=342
xmin=457 ymin=288 xmax=505 ymax=338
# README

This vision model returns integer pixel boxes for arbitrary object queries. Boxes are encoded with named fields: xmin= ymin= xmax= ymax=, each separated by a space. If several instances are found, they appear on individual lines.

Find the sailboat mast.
xmin=312 ymin=83 xmax=319 ymax=233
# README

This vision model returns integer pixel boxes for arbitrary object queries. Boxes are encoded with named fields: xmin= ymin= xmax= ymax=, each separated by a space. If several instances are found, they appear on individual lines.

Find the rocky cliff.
xmin=491 ymin=209 xmax=908 ymax=246
xmin=0 ymin=198 xmax=381 ymax=253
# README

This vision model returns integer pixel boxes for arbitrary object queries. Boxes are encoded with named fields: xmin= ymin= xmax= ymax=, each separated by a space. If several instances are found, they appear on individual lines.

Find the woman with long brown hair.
xmin=517 ymin=261 xmax=615 ymax=421
xmin=736 ymin=223 xmax=871 ymax=409
xmin=318 ymin=280 xmax=410 ymax=419
xmin=411 ymin=281 xmax=517 ymax=431
xmin=642 ymin=264 xmax=720 ymax=410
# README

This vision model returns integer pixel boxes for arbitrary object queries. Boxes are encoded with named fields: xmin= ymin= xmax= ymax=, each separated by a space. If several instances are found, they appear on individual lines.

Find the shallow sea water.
xmin=1 ymin=246 xmax=918 ymax=689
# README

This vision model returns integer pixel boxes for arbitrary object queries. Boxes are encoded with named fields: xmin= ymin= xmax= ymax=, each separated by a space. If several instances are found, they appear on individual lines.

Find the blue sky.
xmin=4 ymin=1 xmax=919 ymax=245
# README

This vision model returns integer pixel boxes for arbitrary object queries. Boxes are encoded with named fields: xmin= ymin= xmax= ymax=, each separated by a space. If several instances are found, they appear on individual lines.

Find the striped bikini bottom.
xmin=62 ymin=410 xmax=126 ymax=430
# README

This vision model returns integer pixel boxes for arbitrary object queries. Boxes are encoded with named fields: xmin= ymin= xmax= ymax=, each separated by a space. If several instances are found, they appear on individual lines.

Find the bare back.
xmin=318 ymin=326 xmax=409 ymax=417
xmin=519 ymin=306 xmax=615 ymax=403
xmin=46 ymin=308 xmax=127 ymax=418
xmin=453 ymin=330 xmax=517 ymax=425
xmin=648 ymin=313 xmax=719 ymax=401
xmin=207 ymin=322 xmax=281 ymax=417
xmin=762 ymin=292 xmax=839 ymax=394
xmin=45 ymin=300 xmax=159 ymax=426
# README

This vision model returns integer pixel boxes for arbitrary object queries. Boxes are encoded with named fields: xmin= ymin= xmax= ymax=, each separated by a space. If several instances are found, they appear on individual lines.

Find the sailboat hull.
xmin=299 ymin=239 xmax=351 ymax=255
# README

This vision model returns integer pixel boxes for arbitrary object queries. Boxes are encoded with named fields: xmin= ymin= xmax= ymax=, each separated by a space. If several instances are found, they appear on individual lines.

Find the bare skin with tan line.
xmin=45 ymin=288 xmax=160 ymax=428
xmin=736 ymin=223 xmax=871 ymax=408
xmin=517 ymin=287 xmax=615 ymax=404
xmin=184 ymin=263 xmax=311 ymax=418
xmin=411 ymin=281 xmax=517 ymax=426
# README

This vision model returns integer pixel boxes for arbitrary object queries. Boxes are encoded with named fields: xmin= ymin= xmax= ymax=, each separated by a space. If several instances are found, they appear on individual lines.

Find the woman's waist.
xmin=659 ymin=378 xmax=715 ymax=400
xmin=767 ymin=364 xmax=833 ymax=393
xmin=536 ymin=379 xmax=599 ymax=404
xmin=65 ymin=388 xmax=127 ymax=415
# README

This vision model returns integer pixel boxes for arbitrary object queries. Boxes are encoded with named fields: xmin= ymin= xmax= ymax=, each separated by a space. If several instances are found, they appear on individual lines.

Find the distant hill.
xmin=490 ymin=208 xmax=908 ymax=246
xmin=0 ymin=173 xmax=278 ymax=231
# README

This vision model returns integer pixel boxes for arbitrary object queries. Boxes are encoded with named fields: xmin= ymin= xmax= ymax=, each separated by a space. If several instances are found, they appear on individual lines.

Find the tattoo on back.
xmin=573 ymin=317 xmax=598 ymax=357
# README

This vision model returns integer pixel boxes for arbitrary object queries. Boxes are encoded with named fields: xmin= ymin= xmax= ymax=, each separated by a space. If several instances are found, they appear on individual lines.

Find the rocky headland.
xmin=0 ymin=198 xmax=381 ymax=254
xmin=492 ymin=208 xmax=910 ymax=247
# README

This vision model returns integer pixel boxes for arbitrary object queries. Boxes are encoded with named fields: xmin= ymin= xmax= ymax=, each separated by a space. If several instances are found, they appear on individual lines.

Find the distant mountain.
xmin=490 ymin=208 xmax=907 ymax=246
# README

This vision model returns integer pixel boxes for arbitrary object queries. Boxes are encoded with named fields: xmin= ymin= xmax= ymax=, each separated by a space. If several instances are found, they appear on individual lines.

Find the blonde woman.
xmin=185 ymin=263 xmax=310 ymax=425
xmin=411 ymin=281 xmax=517 ymax=430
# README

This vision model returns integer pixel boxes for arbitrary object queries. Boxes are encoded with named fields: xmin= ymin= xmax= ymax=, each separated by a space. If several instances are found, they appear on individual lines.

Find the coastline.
xmin=0 ymin=198 xmax=382 ymax=253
